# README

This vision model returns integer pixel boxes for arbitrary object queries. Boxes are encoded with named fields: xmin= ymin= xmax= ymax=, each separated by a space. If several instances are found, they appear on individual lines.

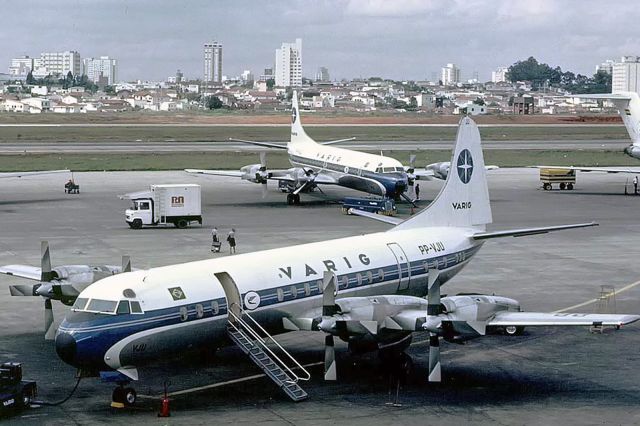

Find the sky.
xmin=2 ymin=0 xmax=639 ymax=83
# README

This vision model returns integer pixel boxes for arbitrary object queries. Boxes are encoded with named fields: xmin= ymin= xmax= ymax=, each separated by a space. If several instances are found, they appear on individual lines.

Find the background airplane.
xmin=53 ymin=117 xmax=636 ymax=407
xmin=186 ymin=91 xmax=494 ymax=205
xmin=1 ymin=241 xmax=132 ymax=339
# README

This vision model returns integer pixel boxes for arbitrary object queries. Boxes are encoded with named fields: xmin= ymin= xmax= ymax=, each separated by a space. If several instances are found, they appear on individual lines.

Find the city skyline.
xmin=2 ymin=0 xmax=639 ymax=83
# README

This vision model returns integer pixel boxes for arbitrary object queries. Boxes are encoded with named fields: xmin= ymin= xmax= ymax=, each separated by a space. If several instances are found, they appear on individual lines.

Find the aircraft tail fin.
xmin=571 ymin=92 xmax=640 ymax=145
xmin=290 ymin=90 xmax=316 ymax=146
xmin=393 ymin=117 xmax=492 ymax=231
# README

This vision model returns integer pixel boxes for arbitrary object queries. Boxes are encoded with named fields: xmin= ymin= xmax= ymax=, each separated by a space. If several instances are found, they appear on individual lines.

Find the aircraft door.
xmin=214 ymin=272 xmax=241 ymax=323
xmin=387 ymin=243 xmax=411 ymax=291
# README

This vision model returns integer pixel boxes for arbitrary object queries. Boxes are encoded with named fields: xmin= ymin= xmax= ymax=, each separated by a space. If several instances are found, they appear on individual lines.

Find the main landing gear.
xmin=111 ymin=383 xmax=137 ymax=408
xmin=286 ymin=193 xmax=301 ymax=205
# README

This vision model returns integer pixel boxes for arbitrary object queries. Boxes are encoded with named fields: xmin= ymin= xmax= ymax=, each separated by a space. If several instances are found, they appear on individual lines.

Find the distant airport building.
xmin=204 ymin=41 xmax=223 ymax=84
xmin=315 ymin=66 xmax=330 ymax=82
xmin=275 ymin=38 xmax=302 ymax=87
xmin=39 ymin=51 xmax=81 ymax=77
xmin=441 ymin=63 xmax=460 ymax=86
xmin=613 ymin=56 xmax=640 ymax=94
xmin=491 ymin=66 xmax=509 ymax=83
xmin=596 ymin=59 xmax=615 ymax=74
xmin=8 ymin=56 xmax=35 ymax=77
xmin=83 ymin=56 xmax=117 ymax=85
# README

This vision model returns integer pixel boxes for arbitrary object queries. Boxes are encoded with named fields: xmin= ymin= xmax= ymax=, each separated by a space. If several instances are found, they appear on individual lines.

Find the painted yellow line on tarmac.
xmin=139 ymin=361 xmax=324 ymax=399
xmin=553 ymin=279 xmax=640 ymax=313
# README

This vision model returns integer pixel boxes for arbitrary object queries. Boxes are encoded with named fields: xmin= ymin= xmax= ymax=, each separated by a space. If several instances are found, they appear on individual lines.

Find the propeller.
xmin=321 ymin=271 xmax=338 ymax=381
xmin=426 ymin=268 xmax=442 ymax=382
xmin=40 ymin=241 xmax=56 ymax=340
xmin=407 ymin=154 xmax=417 ymax=186
xmin=122 ymin=255 xmax=131 ymax=273
xmin=259 ymin=152 xmax=268 ymax=198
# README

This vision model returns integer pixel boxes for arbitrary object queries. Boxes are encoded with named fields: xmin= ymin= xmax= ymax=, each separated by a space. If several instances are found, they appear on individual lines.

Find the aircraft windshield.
xmin=72 ymin=297 xmax=89 ymax=311
xmin=85 ymin=299 xmax=118 ymax=314
xmin=73 ymin=298 xmax=143 ymax=315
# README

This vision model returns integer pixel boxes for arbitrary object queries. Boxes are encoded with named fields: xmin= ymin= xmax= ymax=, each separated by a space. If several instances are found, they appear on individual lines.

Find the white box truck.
xmin=124 ymin=184 xmax=202 ymax=229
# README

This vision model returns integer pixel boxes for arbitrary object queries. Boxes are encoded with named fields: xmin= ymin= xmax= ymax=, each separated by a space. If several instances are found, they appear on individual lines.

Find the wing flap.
xmin=489 ymin=311 xmax=640 ymax=327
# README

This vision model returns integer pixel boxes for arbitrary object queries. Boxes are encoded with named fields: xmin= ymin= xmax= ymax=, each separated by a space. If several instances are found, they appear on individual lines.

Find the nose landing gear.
xmin=111 ymin=384 xmax=137 ymax=408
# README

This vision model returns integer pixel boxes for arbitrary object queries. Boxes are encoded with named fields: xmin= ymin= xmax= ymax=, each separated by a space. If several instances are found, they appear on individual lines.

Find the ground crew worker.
xmin=415 ymin=183 xmax=420 ymax=201
xmin=634 ymin=176 xmax=638 ymax=194
xmin=211 ymin=227 xmax=219 ymax=244
xmin=227 ymin=228 xmax=237 ymax=254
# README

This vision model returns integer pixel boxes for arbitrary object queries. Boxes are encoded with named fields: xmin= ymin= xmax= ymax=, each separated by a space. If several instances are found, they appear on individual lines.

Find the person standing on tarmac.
xmin=227 ymin=228 xmax=237 ymax=254
xmin=415 ymin=183 xmax=420 ymax=201
xmin=634 ymin=176 xmax=638 ymax=194
xmin=211 ymin=227 xmax=219 ymax=244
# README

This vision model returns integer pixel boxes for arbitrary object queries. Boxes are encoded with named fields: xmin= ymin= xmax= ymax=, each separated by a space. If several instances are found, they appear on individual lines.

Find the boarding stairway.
xmin=227 ymin=306 xmax=310 ymax=402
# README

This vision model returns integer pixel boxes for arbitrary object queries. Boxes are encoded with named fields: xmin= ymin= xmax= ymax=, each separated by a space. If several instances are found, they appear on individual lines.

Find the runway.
xmin=0 ymin=139 xmax=630 ymax=153
xmin=1 ymin=169 xmax=639 ymax=424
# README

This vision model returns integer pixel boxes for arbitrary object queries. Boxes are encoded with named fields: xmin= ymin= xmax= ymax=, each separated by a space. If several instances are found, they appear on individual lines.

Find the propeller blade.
xmin=259 ymin=152 xmax=267 ymax=168
xmin=44 ymin=299 xmax=55 ymax=340
xmin=261 ymin=182 xmax=268 ymax=199
xmin=122 ymin=255 xmax=131 ymax=273
xmin=428 ymin=332 xmax=441 ymax=382
xmin=322 ymin=271 xmax=337 ymax=315
xmin=409 ymin=154 xmax=416 ymax=168
xmin=427 ymin=268 xmax=441 ymax=315
xmin=324 ymin=334 xmax=337 ymax=381
xmin=41 ymin=240 xmax=54 ymax=282
xmin=9 ymin=284 xmax=40 ymax=297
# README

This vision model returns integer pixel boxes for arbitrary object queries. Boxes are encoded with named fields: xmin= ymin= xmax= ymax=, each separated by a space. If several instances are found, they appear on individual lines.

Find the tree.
xmin=472 ymin=97 xmax=485 ymax=106
xmin=506 ymin=56 xmax=561 ymax=88
xmin=206 ymin=96 xmax=223 ymax=109
xmin=266 ymin=78 xmax=275 ymax=90
xmin=26 ymin=71 xmax=35 ymax=85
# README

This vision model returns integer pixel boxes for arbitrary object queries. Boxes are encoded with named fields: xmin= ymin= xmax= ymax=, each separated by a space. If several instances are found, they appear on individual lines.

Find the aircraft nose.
xmin=55 ymin=332 xmax=77 ymax=366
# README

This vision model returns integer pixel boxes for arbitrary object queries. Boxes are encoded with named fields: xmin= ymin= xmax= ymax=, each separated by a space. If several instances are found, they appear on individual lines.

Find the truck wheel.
xmin=175 ymin=219 xmax=188 ymax=229
xmin=131 ymin=219 xmax=143 ymax=229
xmin=567 ymin=183 xmax=574 ymax=190
xmin=543 ymin=183 xmax=551 ymax=191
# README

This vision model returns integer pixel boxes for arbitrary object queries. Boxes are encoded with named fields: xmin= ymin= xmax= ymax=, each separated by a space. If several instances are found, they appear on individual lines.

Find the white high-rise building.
xmin=596 ymin=59 xmax=615 ymax=75
xmin=441 ymin=63 xmax=460 ymax=86
xmin=612 ymin=56 xmax=640 ymax=94
xmin=491 ymin=66 xmax=509 ymax=83
xmin=315 ymin=66 xmax=330 ymax=82
xmin=83 ymin=56 xmax=117 ymax=85
xmin=8 ymin=56 xmax=35 ymax=77
xmin=275 ymin=38 xmax=302 ymax=87
xmin=204 ymin=41 xmax=223 ymax=84
xmin=39 ymin=51 xmax=81 ymax=76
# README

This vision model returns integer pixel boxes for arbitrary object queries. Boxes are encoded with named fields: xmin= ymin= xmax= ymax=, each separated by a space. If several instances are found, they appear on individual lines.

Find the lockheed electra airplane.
xmin=186 ymin=91 xmax=489 ymax=205
xmin=55 ymin=117 xmax=638 ymax=406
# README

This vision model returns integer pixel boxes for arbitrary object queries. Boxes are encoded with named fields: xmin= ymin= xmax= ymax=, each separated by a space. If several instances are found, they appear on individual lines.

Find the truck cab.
xmin=125 ymin=199 xmax=153 ymax=229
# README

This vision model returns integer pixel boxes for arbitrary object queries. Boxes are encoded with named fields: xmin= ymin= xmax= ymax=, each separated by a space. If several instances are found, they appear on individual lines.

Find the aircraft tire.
xmin=294 ymin=194 xmax=301 ymax=205
xmin=543 ymin=183 xmax=552 ymax=191
xmin=567 ymin=183 xmax=574 ymax=190
xmin=287 ymin=194 xmax=294 ymax=205
xmin=504 ymin=325 xmax=524 ymax=336
xmin=123 ymin=388 xmax=137 ymax=406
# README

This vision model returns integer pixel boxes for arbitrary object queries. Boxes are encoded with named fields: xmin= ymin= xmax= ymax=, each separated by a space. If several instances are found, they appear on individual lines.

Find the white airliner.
xmin=186 ymin=91 xmax=462 ymax=205
xmin=55 ymin=117 xmax=637 ymax=406
xmin=537 ymin=91 xmax=640 ymax=175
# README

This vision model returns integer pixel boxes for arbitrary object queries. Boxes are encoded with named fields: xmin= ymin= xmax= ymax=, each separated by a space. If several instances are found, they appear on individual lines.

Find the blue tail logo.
xmin=457 ymin=149 xmax=474 ymax=184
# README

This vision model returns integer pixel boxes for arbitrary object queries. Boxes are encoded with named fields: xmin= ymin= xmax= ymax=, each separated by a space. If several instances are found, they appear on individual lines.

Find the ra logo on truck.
xmin=171 ymin=196 xmax=185 ymax=207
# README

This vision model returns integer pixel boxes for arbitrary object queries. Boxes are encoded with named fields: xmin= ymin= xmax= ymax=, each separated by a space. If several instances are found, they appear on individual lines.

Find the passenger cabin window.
xmin=211 ymin=300 xmax=219 ymax=315
xmin=116 ymin=300 xmax=130 ymax=315
xmin=277 ymin=288 xmax=284 ymax=302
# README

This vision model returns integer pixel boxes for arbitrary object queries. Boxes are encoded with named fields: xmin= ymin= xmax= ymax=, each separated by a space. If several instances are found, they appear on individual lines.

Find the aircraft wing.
xmin=0 ymin=170 xmax=70 ymax=179
xmin=533 ymin=166 xmax=640 ymax=174
xmin=185 ymin=169 xmax=244 ymax=178
xmin=0 ymin=265 xmax=41 ymax=280
xmin=228 ymin=138 xmax=287 ymax=149
xmin=413 ymin=169 xmax=437 ymax=180
xmin=488 ymin=311 xmax=640 ymax=327
xmin=472 ymin=222 xmax=598 ymax=240
xmin=347 ymin=208 xmax=404 ymax=225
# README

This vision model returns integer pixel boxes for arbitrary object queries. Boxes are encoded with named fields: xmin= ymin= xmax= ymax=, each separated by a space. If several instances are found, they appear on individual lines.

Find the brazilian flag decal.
xmin=168 ymin=286 xmax=186 ymax=301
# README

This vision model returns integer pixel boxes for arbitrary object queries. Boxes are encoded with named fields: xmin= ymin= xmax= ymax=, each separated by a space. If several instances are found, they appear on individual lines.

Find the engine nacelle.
xmin=240 ymin=164 xmax=268 ymax=183
xmin=425 ymin=162 xmax=450 ymax=180
xmin=624 ymin=144 xmax=640 ymax=159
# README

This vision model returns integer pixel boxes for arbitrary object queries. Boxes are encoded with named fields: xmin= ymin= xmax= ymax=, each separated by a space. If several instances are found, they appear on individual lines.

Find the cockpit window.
xmin=86 ymin=299 xmax=118 ymax=314
xmin=130 ymin=301 xmax=143 ymax=314
xmin=116 ymin=300 xmax=130 ymax=314
xmin=72 ymin=297 xmax=89 ymax=311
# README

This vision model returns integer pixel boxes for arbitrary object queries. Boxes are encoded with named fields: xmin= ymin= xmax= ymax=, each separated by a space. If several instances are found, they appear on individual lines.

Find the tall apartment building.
xmin=596 ymin=59 xmax=615 ymax=74
xmin=491 ymin=66 xmax=509 ymax=83
xmin=204 ymin=41 xmax=223 ymax=84
xmin=315 ymin=66 xmax=330 ymax=82
xmin=612 ymin=56 xmax=640 ymax=94
xmin=8 ymin=56 xmax=35 ymax=77
xmin=441 ymin=63 xmax=460 ymax=86
xmin=275 ymin=38 xmax=302 ymax=87
xmin=39 ymin=51 xmax=81 ymax=76
xmin=83 ymin=56 xmax=117 ymax=85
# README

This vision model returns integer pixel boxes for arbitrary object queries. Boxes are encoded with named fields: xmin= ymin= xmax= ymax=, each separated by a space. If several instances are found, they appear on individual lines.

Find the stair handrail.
xmin=228 ymin=303 xmax=311 ymax=382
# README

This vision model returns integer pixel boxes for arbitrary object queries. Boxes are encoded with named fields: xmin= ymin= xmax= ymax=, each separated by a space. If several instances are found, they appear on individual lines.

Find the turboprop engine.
xmin=240 ymin=163 xmax=269 ymax=183
xmin=624 ymin=144 xmax=640 ymax=159
xmin=425 ymin=162 xmax=451 ymax=180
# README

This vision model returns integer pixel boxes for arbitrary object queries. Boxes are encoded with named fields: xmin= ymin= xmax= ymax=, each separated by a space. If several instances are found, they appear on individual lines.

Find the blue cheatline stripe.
xmin=61 ymin=245 xmax=480 ymax=336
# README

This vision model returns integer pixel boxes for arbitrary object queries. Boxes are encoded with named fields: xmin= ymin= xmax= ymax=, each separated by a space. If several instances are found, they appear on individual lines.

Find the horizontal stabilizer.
xmin=472 ymin=222 xmax=598 ymax=240
xmin=228 ymin=138 xmax=287 ymax=150
xmin=489 ymin=311 xmax=640 ymax=327
xmin=347 ymin=208 xmax=404 ymax=225
xmin=321 ymin=137 xmax=356 ymax=146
